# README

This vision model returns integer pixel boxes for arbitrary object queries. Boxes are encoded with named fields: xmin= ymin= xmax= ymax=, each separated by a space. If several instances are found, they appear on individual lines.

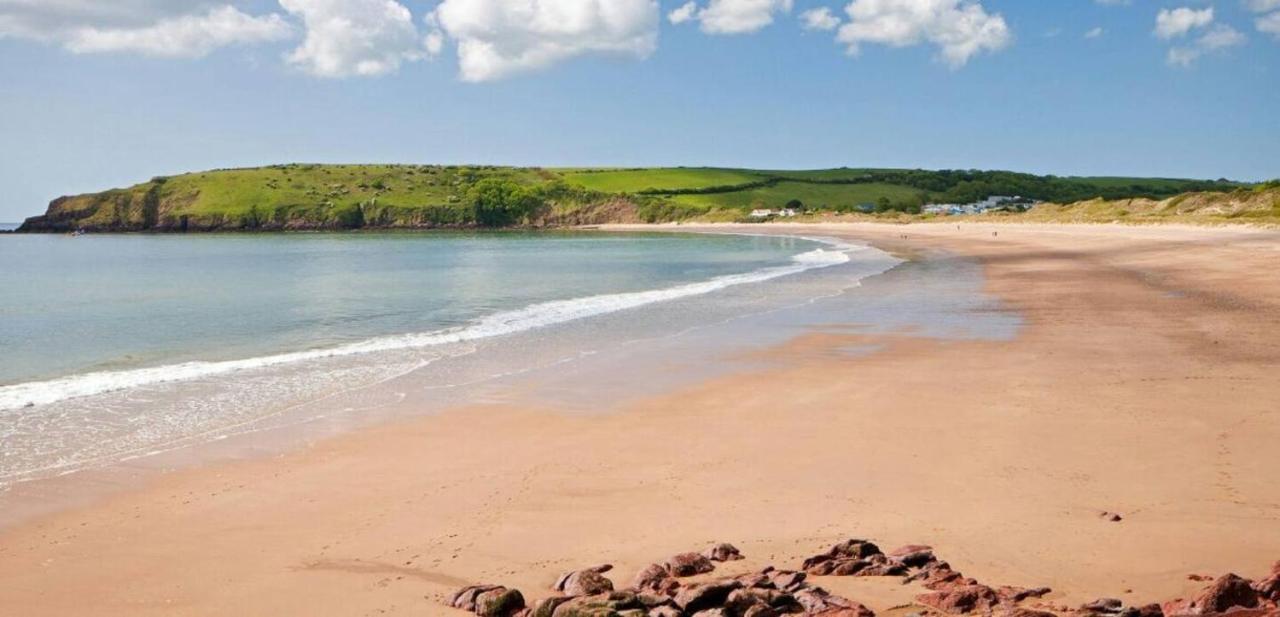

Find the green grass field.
xmin=23 ymin=162 xmax=1253 ymax=231
xmin=670 ymin=182 xmax=922 ymax=210
xmin=556 ymin=167 xmax=766 ymax=193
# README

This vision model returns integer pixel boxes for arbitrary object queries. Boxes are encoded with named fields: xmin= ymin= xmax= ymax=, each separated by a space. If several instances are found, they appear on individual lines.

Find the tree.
xmin=785 ymin=198 xmax=805 ymax=211
xmin=468 ymin=179 xmax=542 ymax=227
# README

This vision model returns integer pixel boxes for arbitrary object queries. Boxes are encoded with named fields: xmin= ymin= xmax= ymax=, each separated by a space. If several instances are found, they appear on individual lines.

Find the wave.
xmin=0 ymin=238 xmax=863 ymax=412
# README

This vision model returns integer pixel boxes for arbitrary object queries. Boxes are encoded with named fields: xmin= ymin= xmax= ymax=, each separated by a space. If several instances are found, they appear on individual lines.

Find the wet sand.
xmin=1 ymin=222 xmax=1278 ymax=616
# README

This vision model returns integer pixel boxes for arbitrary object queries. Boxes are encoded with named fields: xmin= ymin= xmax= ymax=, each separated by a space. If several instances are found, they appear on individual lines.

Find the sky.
xmin=1 ymin=0 xmax=1278 ymax=221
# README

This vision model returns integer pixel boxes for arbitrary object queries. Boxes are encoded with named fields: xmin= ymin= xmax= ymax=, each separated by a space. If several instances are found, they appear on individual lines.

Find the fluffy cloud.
xmin=1167 ymin=24 xmax=1245 ymax=67
xmin=800 ymin=7 xmax=841 ymax=31
xmin=431 ymin=0 xmax=659 ymax=82
xmin=65 ymin=6 xmax=291 ymax=57
xmin=693 ymin=0 xmax=793 ymax=34
xmin=0 ymin=1 xmax=291 ymax=57
xmin=1260 ymin=11 xmax=1280 ymax=36
xmin=1248 ymin=0 xmax=1280 ymax=37
xmin=1084 ymin=26 xmax=1104 ymax=39
xmin=835 ymin=0 xmax=1011 ymax=68
xmin=669 ymin=1 xmax=698 ymax=24
xmin=1154 ymin=7 xmax=1213 ymax=39
xmin=279 ymin=0 xmax=430 ymax=77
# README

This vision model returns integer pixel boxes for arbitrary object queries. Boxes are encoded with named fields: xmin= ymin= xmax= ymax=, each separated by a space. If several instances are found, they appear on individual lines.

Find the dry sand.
xmin=1 ymin=222 xmax=1278 ymax=616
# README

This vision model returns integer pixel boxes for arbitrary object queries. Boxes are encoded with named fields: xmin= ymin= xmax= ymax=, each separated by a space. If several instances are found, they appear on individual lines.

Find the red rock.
xmin=889 ymin=545 xmax=938 ymax=569
xmin=1002 ymin=609 xmax=1057 ymax=617
xmin=1254 ymin=562 xmax=1280 ymax=602
xmin=1174 ymin=574 xmax=1261 ymax=615
xmin=793 ymin=587 xmax=875 ymax=617
xmin=632 ymin=563 xmax=680 ymax=595
xmin=453 ymin=585 xmax=504 ymax=611
xmin=674 ymin=580 xmax=743 ymax=614
xmin=666 ymin=552 xmax=717 ymax=577
xmin=555 ymin=566 xmax=615 ymax=597
xmin=916 ymin=584 xmax=1003 ymax=614
xmin=529 ymin=596 xmax=573 ymax=617
xmin=648 ymin=607 xmax=681 ymax=617
xmin=1117 ymin=604 xmax=1165 ymax=617
xmin=765 ymin=569 xmax=808 ymax=591
xmin=998 ymin=586 xmax=1052 ymax=603
xmin=475 ymin=587 xmax=527 ymax=617
xmin=703 ymin=543 xmax=745 ymax=562
xmin=1082 ymin=598 xmax=1124 ymax=613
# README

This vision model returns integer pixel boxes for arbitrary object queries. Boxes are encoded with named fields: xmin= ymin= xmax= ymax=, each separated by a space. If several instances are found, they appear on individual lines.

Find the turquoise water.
xmin=0 ymin=230 xmax=910 ymax=486
xmin=0 ymin=231 xmax=816 ymax=388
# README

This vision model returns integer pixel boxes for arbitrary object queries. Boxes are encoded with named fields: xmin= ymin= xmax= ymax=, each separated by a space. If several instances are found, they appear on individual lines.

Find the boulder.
xmin=453 ymin=585 xmax=505 ymax=612
xmin=1254 ymin=562 xmax=1280 ymax=602
xmin=1164 ymin=574 xmax=1260 ymax=616
xmin=552 ymin=591 xmax=644 ymax=617
xmin=1117 ymin=604 xmax=1165 ymax=617
xmin=803 ymin=540 xmax=884 ymax=573
xmin=666 ymin=552 xmax=717 ymax=577
xmin=475 ymin=587 xmax=527 ymax=617
xmin=888 ymin=545 xmax=938 ymax=569
xmin=916 ymin=584 xmax=1003 ymax=614
xmin=792 ymin=586 xmax=875 ymax=617
xmin=530 ymin=596 xmax=574 ymax=617
xmin=1082 ymin=598 xmax=1125 ymax=614
xmin=704 ymin=543 xmax=745 ymax=562
xmin=631 ymin=563 xmax=680 ymax=595
xmin=674 ymin=580 xmax=744 ymax=613
xmin=555 ymin=566 xmax=616 ymax=597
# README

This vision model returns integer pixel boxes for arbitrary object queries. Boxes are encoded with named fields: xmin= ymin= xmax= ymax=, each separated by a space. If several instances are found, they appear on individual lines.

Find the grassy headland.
xmin=15 ymin=164 xmax=1272 ymax=232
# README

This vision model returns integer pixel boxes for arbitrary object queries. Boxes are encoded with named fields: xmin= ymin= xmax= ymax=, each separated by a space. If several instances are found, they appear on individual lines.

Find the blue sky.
xmin=1 ymin=0 xmax=1277 ymax=221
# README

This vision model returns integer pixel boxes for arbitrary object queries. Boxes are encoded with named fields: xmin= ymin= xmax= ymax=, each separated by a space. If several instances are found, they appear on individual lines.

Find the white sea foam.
xmin=0 ymin=238 xmax=861 ymax=412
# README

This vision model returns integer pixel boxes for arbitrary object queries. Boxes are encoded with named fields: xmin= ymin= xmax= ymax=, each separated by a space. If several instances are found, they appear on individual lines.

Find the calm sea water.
xmin=0 ymin=232 xmax=816 ymax=387
xmin=1 ymin=231 xmax=879 ymax=483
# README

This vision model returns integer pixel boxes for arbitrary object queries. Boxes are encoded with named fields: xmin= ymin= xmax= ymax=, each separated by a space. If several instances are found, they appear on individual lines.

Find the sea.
xmin=1 ymin=230 xmax=924 ymax=487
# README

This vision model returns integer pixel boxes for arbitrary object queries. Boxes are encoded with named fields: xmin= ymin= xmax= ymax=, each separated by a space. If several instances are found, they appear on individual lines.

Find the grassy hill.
xmin=16 ymin=164 xmax=1254 ymax=232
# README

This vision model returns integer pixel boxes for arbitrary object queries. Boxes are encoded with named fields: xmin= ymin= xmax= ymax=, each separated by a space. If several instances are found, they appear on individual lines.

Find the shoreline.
xmin=2 ymin=223 xmax=1278 ymax=616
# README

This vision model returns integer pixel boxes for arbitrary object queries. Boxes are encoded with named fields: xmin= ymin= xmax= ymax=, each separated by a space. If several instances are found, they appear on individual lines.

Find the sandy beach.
xmin=2 ymin=222 xmax=1278 ymax=616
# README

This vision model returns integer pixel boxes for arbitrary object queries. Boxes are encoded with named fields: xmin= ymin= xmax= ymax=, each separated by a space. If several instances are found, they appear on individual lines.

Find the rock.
xmin=997 ymin=586 xmax=1052 ymax=603
xmin=530 ymin=597 xmax=574 ymax=617
xmin=916 ymin=584 xmax=1003 ymax=614
xmin=1099 ymin=512 xmax=1124 ymax=522
xmin=692 ymin=610 xmax=729 ymax=617
xmin=889 ymin=545 xmax=938 ymax=569
xmin=765 ymin=569 xmax=808 ymax=591
xmin=1165 ymin=574 xmax=1260 ymax=615
xmin=1254 ymin=562 xmax=1280 ymax=601
xmin=552 ymin=591 xmax=644 ymax=617
xmin=632 ymin=563 xmax=679 ymax=595
xmin=1001 ymin=609 xmax=1056 ymax=617
xmin=793 ymin=587 xmax=875 ymax=617
xmin=1116 ymin=604 xmax=1164 ymax=617
xmin=475 ymin=587 xmax=527 ymax=617
xmin=666 ymin=552 xmax=716 ymax=577
xmin=704 ymin=543 xmax=745 ymax=562
xmin=674 ymin=580 xmax=744 ymax=614
xmin=555 ymin=566 xmax=616 ymax=597
xmin=648 ymin=607 xmax=681 ymax=617
xmin=803 ymin=540 xmax=884 ymax=573
xmin=1082 ymin=598 xmax=1125 ymax=613
xmin=454 ymin=585 xmax=505 ymax=612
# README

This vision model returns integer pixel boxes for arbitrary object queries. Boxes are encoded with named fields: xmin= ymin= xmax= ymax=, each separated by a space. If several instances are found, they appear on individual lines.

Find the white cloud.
xmin=279 ymin=0 xmax=429 ymax=77
xmin=835 ymin=0 xmax=1011 ymax=68
xmin=1260 ymin=10 xmax=1280 ymax=36
xmin=1154 ymin=6 xmax=1213 ymax=39
xmin=0 ymin=1 xmax=291 ymax=57
xmin=1084 ymin=26 xmax=1104 ymax=39
xmin=688 ymin=0 xmax=793 ymax=34
xmin=801 ymin=7 xmax=841 ymax=31
xmin=64 ymin=6 xmax=291 ymax=58
xmin=432 ymin=0 xmax=659 ymax=82
xmin=1245 ymin=0 xmax=1280 ymax=13
xmin=1167 ymin=23 xmax=1245 ymax=66
xmin=669 ymin=1 xmax=698 ymax=24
